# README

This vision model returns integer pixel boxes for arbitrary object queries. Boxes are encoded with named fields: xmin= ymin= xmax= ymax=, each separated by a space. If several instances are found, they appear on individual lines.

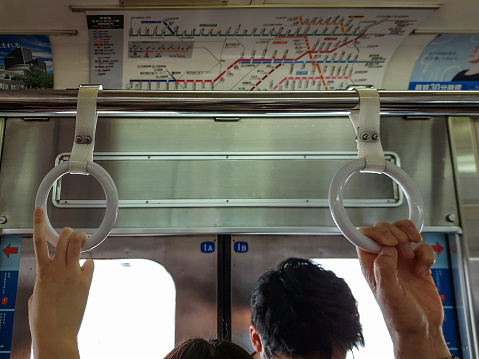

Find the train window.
xmin=312 ymin=258 xmax=394 ymax=359
xmin=31 ymin=259 xmax=176 ymax=358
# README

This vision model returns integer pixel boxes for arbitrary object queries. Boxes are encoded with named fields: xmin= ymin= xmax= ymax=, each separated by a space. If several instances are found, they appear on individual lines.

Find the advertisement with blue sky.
xmin=0 ymin=35 xmax=53 ymax=74
xmin=409 ymin=35 xmax=479 ymax=90
xmin=0 ymin=35 xmax=53 ymax=90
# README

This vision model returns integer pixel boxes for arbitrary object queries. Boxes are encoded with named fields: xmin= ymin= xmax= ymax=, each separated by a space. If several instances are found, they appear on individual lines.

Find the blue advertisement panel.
xmin=444 ymin=308 xmax=459 ymax=357
xmin=0 ymin=311 xmax=14 ymax=352
xmin=424 ymin=233 xmax=460 ymax=356
xmin=0 ymin=236 xmax=22 ymax=358
xmin=0 ymin=272 xmax=18 ymax=310
xmin=431 ymin=268 xmax=453 ymax=306
xmin=409 ymin=35 xmax=479 ymax=91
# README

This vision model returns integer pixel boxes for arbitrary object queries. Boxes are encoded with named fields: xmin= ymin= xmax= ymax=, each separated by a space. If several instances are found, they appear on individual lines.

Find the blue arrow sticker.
xmin=200 ymin=242 xmax=215 ymax=253
xmin=234 ymin=241 xmax=248 ymax=253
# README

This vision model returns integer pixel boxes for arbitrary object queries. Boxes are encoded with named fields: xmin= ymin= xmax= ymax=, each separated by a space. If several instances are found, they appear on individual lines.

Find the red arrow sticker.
xmin=3 ymin=244 xmax=19 ymax=258
xmin=432 ymin=242 xmax=444 ymax=256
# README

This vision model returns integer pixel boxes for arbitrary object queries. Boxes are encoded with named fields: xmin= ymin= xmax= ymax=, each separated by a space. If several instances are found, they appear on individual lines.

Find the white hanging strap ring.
xmin=328 ymin=89 xmax=424 ymax=253
xmin=329 ymin=159 xmax=424 ymax=253
xmin=35 ymin=85 xmax=119 ymax=252
xmin=35 ymin=162 xmax=119 ymax=251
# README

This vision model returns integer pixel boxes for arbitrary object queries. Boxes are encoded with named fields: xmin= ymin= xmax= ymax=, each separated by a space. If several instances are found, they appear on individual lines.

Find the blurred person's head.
xmin=164 ymin=338 xmax=252 ymax=359
xmin=250 ymin=258 xmax=364 ymax=359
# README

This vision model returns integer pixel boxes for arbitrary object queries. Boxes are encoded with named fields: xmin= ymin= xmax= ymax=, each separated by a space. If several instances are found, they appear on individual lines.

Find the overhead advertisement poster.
xmin=409 ymin=35 xmax=479 ymax=91
xmin=0 ymin=35 xmax=54 ymax=90
xmin=87 ymin=9 xmax=432 ymax=91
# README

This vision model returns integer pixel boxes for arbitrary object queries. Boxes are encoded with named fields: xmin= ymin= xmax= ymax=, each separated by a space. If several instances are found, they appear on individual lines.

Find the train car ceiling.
xmin=0 ymin=0 xmax=477 ymax=89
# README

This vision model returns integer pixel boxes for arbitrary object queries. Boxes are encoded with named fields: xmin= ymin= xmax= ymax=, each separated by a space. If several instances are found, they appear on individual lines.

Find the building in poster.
xmin=0 ymin=46 xmax=48 ymax=90
xmin=0 ymin=35 xmax=53 ymax=90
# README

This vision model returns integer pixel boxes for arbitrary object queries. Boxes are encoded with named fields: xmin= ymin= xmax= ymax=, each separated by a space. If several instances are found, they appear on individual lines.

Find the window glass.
xmin=312 ymin=258 xmax=394 ymax=359
xmin=32 ymin=259 xmax=176 ymax=359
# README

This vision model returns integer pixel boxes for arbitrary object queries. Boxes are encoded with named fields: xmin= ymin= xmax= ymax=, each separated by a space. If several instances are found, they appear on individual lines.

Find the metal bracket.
xmin=349 ymin=88 xmax=385 ymax=173
xmin=68 ymin=85 xmax=103 ymax=174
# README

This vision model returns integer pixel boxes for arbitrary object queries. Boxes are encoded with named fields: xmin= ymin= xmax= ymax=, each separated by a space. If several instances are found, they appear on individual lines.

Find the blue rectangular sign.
xmin=424 ymin=233 xmax=460 ymax=357
xmin=234 ymin=241 xmax=248 ymax=253
xmin=0 ymin=236 xmax=22 ymax=358
xmin=201 ymin=241 xmax=215 ymax=253
xmin=0 ymin=311 xmax=15 ymax=352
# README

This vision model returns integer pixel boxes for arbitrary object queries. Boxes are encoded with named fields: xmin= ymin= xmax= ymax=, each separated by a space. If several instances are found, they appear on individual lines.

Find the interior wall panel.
xmin=0 ymin=116 xmax=459 ymax=233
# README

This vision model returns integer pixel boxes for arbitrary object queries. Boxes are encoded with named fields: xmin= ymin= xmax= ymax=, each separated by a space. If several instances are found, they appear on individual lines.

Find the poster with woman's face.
xmin=409 ymin=34 xmax=479 ymax=90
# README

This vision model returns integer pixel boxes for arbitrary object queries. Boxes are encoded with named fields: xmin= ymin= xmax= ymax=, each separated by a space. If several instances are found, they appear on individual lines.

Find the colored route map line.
xmin=88 ymin=9 xmax=432 ymax=90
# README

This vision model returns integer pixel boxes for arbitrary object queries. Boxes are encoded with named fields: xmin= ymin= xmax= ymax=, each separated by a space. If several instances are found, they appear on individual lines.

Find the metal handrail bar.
xmin=1 ymin=90 xmax=479 ymax=116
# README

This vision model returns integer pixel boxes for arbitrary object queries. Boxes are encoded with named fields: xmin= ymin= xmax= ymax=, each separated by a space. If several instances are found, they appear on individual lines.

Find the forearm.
xmin=32 ymin=337 xmax=80 ymax=359
xmin=392 ymin=326 xmax=452 ymax=359
xmin=29 ymin=210 xmax=91 ymax=359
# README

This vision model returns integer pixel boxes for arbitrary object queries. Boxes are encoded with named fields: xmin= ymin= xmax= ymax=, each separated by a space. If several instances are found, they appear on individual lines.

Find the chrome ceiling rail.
xmin=2 ymin=90 xmax=479 ymax=117
xmin=1 ymin=226 xmax=462 ymax=237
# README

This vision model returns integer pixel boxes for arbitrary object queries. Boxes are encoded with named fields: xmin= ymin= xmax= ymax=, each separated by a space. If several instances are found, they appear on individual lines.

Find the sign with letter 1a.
xmin=201 ymin=241 xmax=215 ymax=253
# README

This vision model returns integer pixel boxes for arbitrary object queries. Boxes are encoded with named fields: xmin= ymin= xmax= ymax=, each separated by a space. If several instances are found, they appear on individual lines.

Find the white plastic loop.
xmin=35 ymin=161 xmax=119 ymax=252
xmin=329 ymin=89 xmax=424 ymax=253
xmin=329 ymin=158 xmax=424 ymax=253
xmin=35 ymin=84 xmax=117 ymax=251
xmin=69 ymin=85 xmax=101 ymax=174
xmin=349 ymin=88 xmax=385 ymax=174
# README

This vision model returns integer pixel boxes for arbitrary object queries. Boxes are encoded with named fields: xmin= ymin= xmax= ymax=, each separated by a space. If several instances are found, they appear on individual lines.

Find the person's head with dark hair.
xmin=250 ymin=258 xmax=364 ymax=359
xmin=164 ymin=338 xmax=252 ymax=359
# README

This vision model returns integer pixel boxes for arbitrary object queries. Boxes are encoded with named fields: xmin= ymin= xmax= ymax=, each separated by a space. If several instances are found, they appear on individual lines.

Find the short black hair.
xmin=164 ymin=338 xmax=252 ymax=359
xmin=251 ymin=258 xmax=364 ymax=359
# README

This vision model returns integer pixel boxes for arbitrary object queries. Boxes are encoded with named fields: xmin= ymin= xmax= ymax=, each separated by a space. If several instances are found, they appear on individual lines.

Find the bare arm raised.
xmin=28 ymin=207 xmax=94 ymax=359
xmin=358 ymin=220 xmax=452 ymax=359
